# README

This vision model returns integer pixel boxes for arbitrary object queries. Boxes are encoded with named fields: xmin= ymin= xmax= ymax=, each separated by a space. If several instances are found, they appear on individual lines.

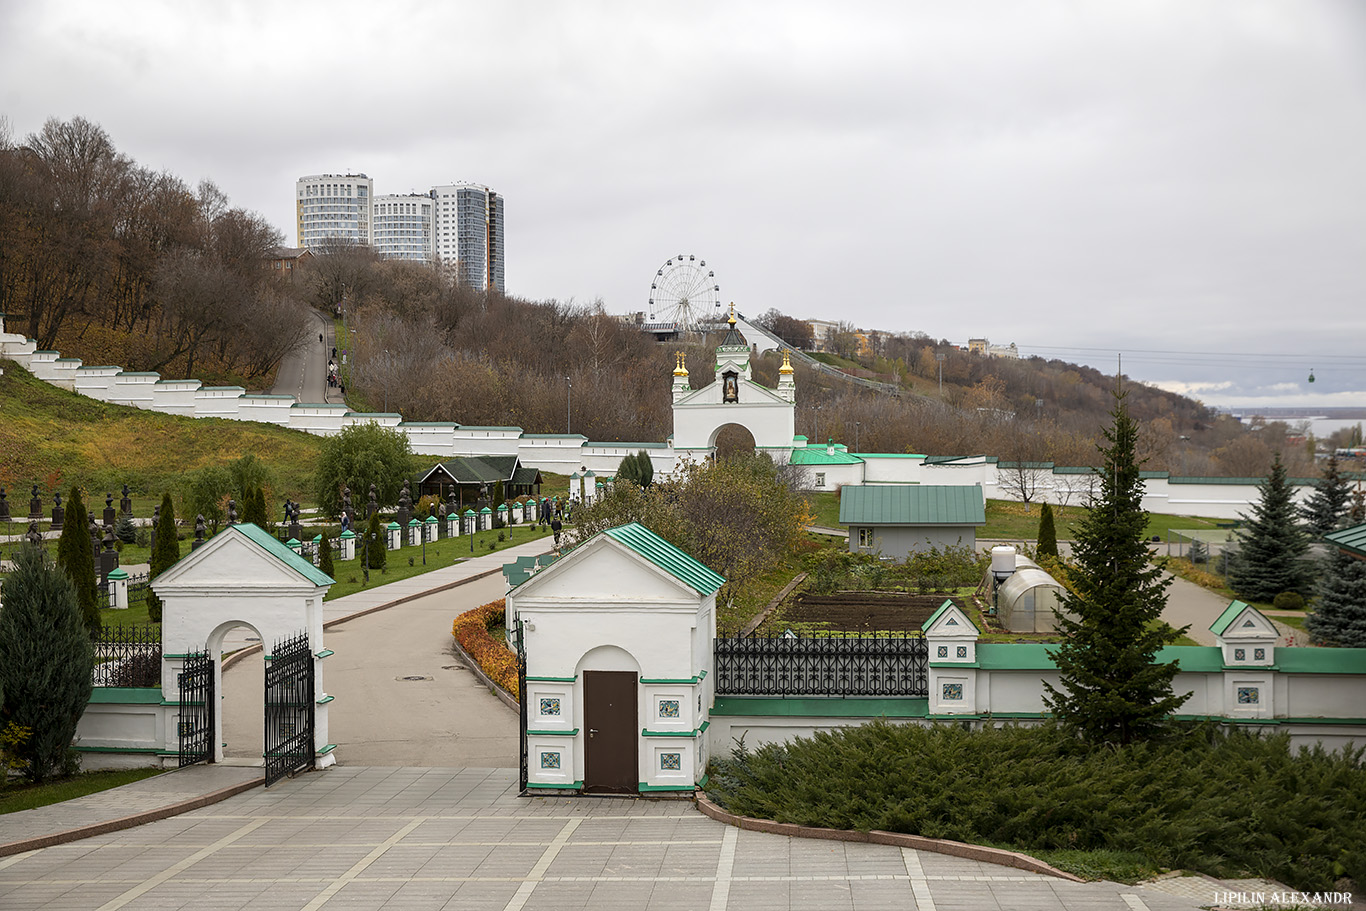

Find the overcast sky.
xmin=3 ymin=0 xmax=1364 ymax=411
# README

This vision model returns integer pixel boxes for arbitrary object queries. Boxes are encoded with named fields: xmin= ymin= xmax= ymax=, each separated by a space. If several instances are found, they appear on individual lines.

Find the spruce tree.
xmin=1227 ymin=454 xmax=1312 ymax=602
xmin=0 ymin=545 xmax=95 ymax=781
xmin=1036 ymin=502 xmax=1058 ymax=560
xmin=1187 ymin=537 xmax=1209 ymax=565
xmin=1043 ymin=392 xmax=1189 ymax=744
xmin=1300 ymin=451 xmax=1351 ymax=536
xmin=243 ymin=485 xmax=267 ymax=528
xmin=1306 ymin=548 xmax=1366 ymax=647
xmin=617 ymin=452 xmax=641 ymax=486
xmin=55 ymin=487 xmax=99 ymax=632
xmin=146 ymin=492 xmax=180 ymax=623
xmin=318 ymin=529 xmax=335 ymax=580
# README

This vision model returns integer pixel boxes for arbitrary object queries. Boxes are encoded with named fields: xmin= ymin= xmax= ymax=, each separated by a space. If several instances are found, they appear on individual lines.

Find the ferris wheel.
xmin=648 ymin=254 xmax=720 ymax=332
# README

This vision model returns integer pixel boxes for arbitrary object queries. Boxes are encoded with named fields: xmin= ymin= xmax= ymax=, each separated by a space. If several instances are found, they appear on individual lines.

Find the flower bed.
xmin=451 ymin=598 xmax=519 ymax=700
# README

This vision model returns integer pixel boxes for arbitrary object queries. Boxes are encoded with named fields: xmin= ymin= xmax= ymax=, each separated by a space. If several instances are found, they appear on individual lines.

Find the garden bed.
xmin=777 ymin=592 xmax=962 ymax=632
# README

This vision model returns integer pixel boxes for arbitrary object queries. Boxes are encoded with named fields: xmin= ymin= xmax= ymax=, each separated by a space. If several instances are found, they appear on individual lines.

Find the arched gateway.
xmin=670 ymin=308 xmax=796 ymax=460
xmin=154 ymin=523 xmax=335 ymax=783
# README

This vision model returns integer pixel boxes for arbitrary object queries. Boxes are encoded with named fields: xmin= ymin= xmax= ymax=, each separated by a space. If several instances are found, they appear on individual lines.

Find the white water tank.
xmin=991 ymin=545 xmax=1017 ymax=580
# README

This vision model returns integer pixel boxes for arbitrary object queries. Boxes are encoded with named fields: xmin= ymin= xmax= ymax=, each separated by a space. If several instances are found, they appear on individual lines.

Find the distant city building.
xmin=432 ymin=183 xmax=504 ymax=292
xmin=806 ymin=319 xmax=839 ymax=352
xmin=968 ymin=337 xmax=1019 ymax=359
xmin=371 ymin=194 xmax=434 ymax=262
xmin=295 ymin=174 xmax=504 ymax=291
xmin=295 ymin=174 xmax=373 ymax=249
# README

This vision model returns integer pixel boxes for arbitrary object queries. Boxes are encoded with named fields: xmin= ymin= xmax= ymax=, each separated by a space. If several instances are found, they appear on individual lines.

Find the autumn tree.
xmin=1044 ymin=392 xmax=1189 ymax=744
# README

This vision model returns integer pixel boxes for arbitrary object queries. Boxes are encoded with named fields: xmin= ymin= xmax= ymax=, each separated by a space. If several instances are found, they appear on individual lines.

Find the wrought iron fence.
xmin=94 ymin=572 xmax=151 ymax=611
xmin=92 ymin=623 xmax=162 ymax=687
xmin=714 ymin=632 xmax=928 ymax=697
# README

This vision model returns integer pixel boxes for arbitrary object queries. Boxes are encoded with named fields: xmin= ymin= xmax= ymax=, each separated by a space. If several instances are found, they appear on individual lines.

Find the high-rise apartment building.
xmin=371 ymin=194 xmax=434 ymax=262
xmin=295 ymin=174 xmax=372 ymax=249
xmin=295 ymin=174 xmax=504 ymax=292
xmin=432 ymin=183 xmax=505 ymax=292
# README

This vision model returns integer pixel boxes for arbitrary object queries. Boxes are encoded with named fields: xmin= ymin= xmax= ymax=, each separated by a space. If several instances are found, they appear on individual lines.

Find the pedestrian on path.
xmin=551 ymin=516 xmax=562 ymax=549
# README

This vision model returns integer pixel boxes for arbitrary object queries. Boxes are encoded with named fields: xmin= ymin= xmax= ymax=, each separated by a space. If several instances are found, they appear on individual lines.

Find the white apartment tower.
xmin=432 ymin=183 xmax=505 ymax=292
xmin=296 ymin=174 xmax=504 ymax=291
xmin=295 ymin=174 xmax=372 ymax=248
xmin=371 ymin=194 xmax=434 ymax=262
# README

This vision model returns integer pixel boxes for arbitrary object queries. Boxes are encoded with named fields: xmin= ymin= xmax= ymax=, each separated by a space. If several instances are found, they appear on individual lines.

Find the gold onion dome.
xmin=779 ymin=348 xmax=794 ymax=375
xmin=673 ymin=351 xmax=688 ymax=377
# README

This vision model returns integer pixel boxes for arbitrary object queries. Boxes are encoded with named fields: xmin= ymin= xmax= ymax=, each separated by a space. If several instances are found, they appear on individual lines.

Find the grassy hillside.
xmin=0 ymin=359 xmax=324 ymax=500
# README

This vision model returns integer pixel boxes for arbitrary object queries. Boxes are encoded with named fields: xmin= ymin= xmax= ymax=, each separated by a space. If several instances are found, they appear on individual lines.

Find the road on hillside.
xmin=220 ymin=573 xmax=518 ymax=767
xmin=270 ymin=308 xmax=337 ymax=405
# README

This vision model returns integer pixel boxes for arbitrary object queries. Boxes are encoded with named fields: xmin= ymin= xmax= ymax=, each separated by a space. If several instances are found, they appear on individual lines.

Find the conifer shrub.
xmin=1036 ymin=502 xmax=1058 ymax=560
xmin=363 ymin=512 xmax=386 ymax=570
xmin=145 ymin=492 xmax=179 ymax=624
xmin=318 ymin=530 xmax=334 ymax=580
xmin=0 ymin=546 xmax=95 ymax=781
xmin=55 ymin=487 xmax=99 ymax=632
xmin=705 ymin=720 xmax=1366 ymax=891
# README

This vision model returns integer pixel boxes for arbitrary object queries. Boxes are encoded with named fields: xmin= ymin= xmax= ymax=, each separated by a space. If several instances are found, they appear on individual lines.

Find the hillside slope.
xmin=0 ymin=360 xmax=323 ymax=498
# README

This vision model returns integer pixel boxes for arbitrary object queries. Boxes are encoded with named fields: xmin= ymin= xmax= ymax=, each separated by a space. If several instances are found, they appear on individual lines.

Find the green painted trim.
xmin=526 ymin=780 xmax=583 ymax=790
xmin=88 ymin=687 xmax=162 ymax=704
xmin=930 ymin=662 xmax=980 ymax=669
xmin=639 ymin=782 xmax=695 ymax=792
xmin=76 ymin=745 xmax=162 ymax=753
xmin=526 ymin=675 xmax=577 ymax=682
xmin=315 ymin=649 xmax=334 ymax=659
xmin=641 ymin=720 xmax=710 ymax=737
xmin=162 ymin=653 xmax=197 ymax=659
xmin=527 ymin=728 xmax=579 ymax=736
xmin=317 ymin=743 xmax=337 ymax=755
xmin=642 ymin=676 xmax=701 ymax=685
xmin=696 ymin=773 xmax=710 ymax=789
xmin=1223 ymin=665 xmax=1278 ymax=672
xmin=316 ymin=695 xmax=334 ymax=705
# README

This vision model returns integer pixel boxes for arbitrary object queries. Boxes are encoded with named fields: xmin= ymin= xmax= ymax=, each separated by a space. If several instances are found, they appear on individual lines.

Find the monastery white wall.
xmin=0 ymin=322 xmax=1295 ymax=517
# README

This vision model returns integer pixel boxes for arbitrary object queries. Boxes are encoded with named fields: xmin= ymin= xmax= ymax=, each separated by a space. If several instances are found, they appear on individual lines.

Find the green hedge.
xmin=706 ymin=721 xmax=1365 ymax=890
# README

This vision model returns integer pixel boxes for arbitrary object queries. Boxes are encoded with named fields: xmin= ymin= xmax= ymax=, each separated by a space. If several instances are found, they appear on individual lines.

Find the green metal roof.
xmin=839 ymin=485 xmax=986 ymax=526
xmin=998 ymin=461 xmax=1055 ymax=470
xmin=603 ymin=523 xmax=725 ymax=596
xmin=1276 ymin=647 xmax=1366 ymax=674
xmin=789 ymin=447 xmax=863 ymax=466
xmin=921 ymin=599 xmax=978 ymax=634
xmin=1210 ymin=600 xmax=1254 ymax=636
xmin=232 ymin=523 xmax=334 ymax=587
xmin=977 ymin=643 xmax=1223 ymax=673
xmin=1324 ymin=522 xmax=1366 ymax=557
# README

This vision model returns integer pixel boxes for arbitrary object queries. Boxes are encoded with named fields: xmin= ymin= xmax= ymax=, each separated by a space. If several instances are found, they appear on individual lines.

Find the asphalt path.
xmin=270 ymin=308 xmax=336 ymax=405
xmin=220 ymin=573 xmax=518 ymax=767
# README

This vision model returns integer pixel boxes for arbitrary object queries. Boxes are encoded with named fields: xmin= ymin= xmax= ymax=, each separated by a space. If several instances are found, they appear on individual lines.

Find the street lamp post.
xmin=936 ymin=353 xmax=946 ymax=397
xmin=566 ymin=377 xmax=572 ymax=435
xmin=855 ymin=421 xmax=861 ymax=453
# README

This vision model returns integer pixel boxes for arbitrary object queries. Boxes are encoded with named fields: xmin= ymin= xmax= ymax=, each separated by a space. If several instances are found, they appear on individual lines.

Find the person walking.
xmin=551 ymin=516 xmax=563 ymax=549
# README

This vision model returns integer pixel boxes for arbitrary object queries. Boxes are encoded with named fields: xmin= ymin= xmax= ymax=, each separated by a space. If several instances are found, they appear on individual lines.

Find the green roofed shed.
xmin=839 ymin=485 xmax=986 ymax=562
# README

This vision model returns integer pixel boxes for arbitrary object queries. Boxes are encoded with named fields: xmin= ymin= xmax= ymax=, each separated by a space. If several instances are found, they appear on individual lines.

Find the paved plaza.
xmin=0 ymin=766 xmax=1223 ymax=911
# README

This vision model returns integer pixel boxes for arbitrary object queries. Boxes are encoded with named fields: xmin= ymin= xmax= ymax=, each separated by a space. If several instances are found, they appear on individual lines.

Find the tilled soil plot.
xmin=780 ymin=592 xmax=963 ymax=631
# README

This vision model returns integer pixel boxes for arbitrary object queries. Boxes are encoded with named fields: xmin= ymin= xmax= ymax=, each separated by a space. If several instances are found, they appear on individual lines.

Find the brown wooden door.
xmin=584 ymin=670 xmax=638 ymax=794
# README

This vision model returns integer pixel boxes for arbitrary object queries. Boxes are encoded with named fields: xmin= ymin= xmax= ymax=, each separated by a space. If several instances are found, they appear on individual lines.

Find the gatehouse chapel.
xmin=670 ymin=306 xmax=797 ymax=460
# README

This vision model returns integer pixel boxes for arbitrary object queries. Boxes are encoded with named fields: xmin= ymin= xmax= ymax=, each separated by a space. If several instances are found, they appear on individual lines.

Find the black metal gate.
xmin=264 ymin=631 xmax=315 ymax=787
xmin=516 ymin=620 xmax=528 ymax=792
xmin=177 ymin=651 xmax=214 ymax=768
